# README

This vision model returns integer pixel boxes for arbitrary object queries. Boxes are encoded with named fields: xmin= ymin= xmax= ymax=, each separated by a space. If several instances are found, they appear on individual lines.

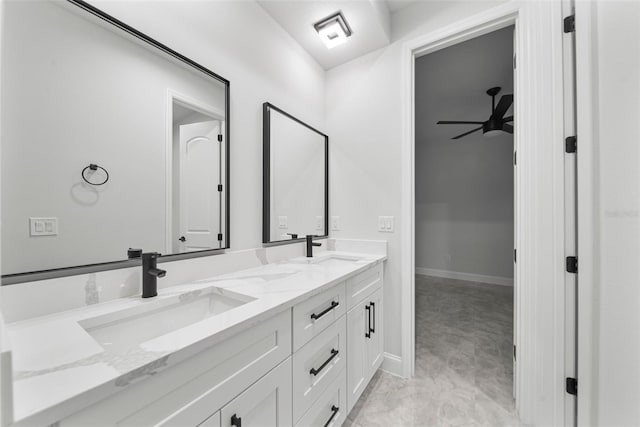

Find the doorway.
xmin=168 ymin=95 xmax=226 ymax=254
xmin=399 ymin=2 xmax=575 ymax=425
xmin=413 ymin=25 xmax=517 ymax=421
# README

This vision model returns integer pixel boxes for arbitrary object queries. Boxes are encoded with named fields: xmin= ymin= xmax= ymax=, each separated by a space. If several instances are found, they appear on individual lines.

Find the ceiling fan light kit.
xmin=437 ymin=86 xmax=514 ymax=140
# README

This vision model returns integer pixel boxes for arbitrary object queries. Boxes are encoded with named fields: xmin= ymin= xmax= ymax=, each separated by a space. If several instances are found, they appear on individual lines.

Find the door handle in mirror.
xmin=178 ymin=236 xmax=186 ymax=242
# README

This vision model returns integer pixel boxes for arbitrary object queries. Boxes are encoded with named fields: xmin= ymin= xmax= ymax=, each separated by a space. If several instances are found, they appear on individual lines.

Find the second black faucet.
xmin=306 ymin=235 xmax=322 ymax=258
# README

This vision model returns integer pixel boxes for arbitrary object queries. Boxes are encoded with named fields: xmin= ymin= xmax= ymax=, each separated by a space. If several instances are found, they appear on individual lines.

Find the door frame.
xmin=166 ymin=90 xmax=225 ymax=254
xmin=399 ymin=2 xmax=571 ymax=424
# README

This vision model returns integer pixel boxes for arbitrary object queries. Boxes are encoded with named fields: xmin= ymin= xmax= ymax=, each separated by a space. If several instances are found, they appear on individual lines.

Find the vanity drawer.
xmin=293 ymin=282 xmax=346 ymax=351
xmin=295 ymin=370 xmax=346 ymax=427
xmin=292 ymin=315 xmax=346 ymax=424
xmin=346 ymin=263 xmax=382 ymax=310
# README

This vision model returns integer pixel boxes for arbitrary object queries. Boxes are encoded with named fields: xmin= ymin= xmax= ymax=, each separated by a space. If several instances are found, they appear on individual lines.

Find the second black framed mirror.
xmin=262 ymin=102 xmax=328 ymax=244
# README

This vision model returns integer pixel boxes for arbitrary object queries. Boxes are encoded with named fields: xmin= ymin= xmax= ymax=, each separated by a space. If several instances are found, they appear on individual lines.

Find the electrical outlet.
xmin=30 ymin=217 xmax=58 ymax=236
xmin=331 ymin=216 xmax=340 ymax=231
xmin=378 ymin=216 xmax=394 ymax=233
xmin=278 ymin=216 xmax=288 ymax=229
xmin=316 ymin=216 xmax=324 ymax=231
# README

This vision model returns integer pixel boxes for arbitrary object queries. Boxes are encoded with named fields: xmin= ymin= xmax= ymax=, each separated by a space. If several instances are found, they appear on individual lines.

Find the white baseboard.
xmin=381 ymin=352 xmax=403 ymax=377
xmin=415 ymin=267 xmax=513 ymax=286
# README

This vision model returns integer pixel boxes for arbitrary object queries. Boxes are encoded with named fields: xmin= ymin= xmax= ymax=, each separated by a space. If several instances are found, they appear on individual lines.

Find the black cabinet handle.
xmin=365 ymin=304 xmax=371 ymax=338
xmin=231 ymin=414 xmax=241 ymax=427
xmin=310 ymin=301 xmax=339 ymax=320
xmin=369 ymin=301 xmax=376 ymax=334
xmin=323 ymin=405 xmax=340 ymax=427
xmin=310 ymin=349 xmax=339 ymax=376
xmin=178 ymin=236 xmax=186 ymax=242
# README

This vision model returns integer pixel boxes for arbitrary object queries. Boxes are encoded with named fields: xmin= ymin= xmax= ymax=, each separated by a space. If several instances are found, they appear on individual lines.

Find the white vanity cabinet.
xmin=219 ymin=358 xmax=292 ymax=427
xmin=346 ymin=266 xmax=384 ymax=413
xmin=292 ymin=310 xmax=346 ymax=423
xmin=198 ymin=411 xmax=221 ymax=427
xmin=60 ymin=310 xmax=292 ymax=427
xmin=53 ymin=261 xmax=384 ymax=427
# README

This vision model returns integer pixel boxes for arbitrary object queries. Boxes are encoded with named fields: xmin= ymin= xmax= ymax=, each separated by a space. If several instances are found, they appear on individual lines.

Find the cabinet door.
xmin=199 ymin=411 xmax=221 ymax=427
xmin=365 ymin=288 xmax=383 ymax=378
xmin=346 ymin=300 xmax=369 ymax=413
xmin=220 ymin=358 xmax=292 ymax=427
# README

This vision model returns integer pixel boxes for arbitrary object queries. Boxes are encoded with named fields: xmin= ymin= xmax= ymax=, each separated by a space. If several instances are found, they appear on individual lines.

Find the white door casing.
xmin=401 ymin=2 xmax=571 ymax=425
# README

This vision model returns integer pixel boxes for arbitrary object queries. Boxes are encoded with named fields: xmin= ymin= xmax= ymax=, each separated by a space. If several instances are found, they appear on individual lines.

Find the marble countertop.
xmin=6 ymin=251 xmax=386 ymax=426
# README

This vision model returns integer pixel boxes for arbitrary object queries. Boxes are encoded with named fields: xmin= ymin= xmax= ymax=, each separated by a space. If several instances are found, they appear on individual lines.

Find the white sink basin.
xmin=79 ymin=287 xmax=254 ymax=355
xmin=290 ymin=254 xmax=363 ymax=265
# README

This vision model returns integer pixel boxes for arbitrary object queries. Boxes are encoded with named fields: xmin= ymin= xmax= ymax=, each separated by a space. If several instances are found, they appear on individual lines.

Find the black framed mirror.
xmin=1 ymin=0 xmax=230 ymax=284
xmin=262 ymin=102 xmax=328 ymax=244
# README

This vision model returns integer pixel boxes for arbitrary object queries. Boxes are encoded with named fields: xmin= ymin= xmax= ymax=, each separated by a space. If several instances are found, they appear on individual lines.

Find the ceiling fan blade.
xmin=492 ymin=94 xmax=513 ymax=119
xmin=437 ymin=120 xmax=484 ymax=125
xmin=502 ymin=124 xmax=513 ymax=134
xmin=452 ymin=126 xmax=483 ymax=140
xmin=503 ymin=116 xmax=513 ymax=122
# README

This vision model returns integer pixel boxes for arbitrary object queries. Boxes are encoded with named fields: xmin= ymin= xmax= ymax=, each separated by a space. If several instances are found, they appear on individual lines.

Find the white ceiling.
xmin=386 ymin=0 xmax=420 ymax=13
xmin=415 ymin=26 xmax=515 ymax=145
xmin=257 ymin=0 xmax=394 ymax=70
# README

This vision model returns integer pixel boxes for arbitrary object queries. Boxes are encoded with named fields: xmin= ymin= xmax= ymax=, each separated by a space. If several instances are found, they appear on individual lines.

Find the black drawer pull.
xmin=369 ymin=301 xmax=376 ymax=334
xmin=323 ymin=405 xmax=340 ymax=427
xmin=310 ymin=349 xmax=339 ymax=376
xmin=311 ymin=301 xmax=339 ymax=320
xmin=365 ymin=304 xmax=371 ymax=338
xmin=231 ymin=414 xmax=242 ymax=427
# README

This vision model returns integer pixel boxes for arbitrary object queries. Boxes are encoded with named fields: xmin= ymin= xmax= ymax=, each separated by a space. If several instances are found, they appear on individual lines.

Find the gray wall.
xmin=415 ymin=26 xmax=514 ymax=281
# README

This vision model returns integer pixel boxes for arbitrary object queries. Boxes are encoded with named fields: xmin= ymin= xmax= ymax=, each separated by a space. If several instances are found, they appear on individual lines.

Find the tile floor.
xmin=344 ymin=275 xmax=521 ymax=427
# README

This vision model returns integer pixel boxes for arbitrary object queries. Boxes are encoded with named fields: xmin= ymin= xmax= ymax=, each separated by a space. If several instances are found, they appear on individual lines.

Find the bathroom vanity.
xmin=0 ymin=2 xmax=386 ymax=426
xmin=5 ymin=247 xmax=385 ymax=426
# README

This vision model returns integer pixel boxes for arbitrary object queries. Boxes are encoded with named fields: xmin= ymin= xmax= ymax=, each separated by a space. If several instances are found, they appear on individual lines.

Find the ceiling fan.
xmin=437 ymin=86 xmax=513 ymax=140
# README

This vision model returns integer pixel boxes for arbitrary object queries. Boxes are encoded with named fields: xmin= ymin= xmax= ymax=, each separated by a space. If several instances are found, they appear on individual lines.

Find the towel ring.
xmin=82 ymin=164 xmax=109 ymax=186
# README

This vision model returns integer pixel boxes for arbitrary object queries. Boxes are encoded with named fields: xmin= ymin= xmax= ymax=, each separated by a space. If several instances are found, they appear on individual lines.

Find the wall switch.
xmin=278 ymin=216 xmax=288 ymax=229
xmin=30 ymin=217 xmax=58 ymax=236
xmin=316 ymin=216 xmax=324 ymax=231
xmin=331 ymin=216 xmax=340 ymax=231
xmin=378 ymin=216 xmax=394 ymax=233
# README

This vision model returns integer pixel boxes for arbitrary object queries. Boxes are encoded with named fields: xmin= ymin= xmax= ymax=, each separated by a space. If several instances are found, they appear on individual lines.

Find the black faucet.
xmin=306 ymin=235 xmax=322 ymax=258
xmin=141 ymin=252 xmax=166 ymax=298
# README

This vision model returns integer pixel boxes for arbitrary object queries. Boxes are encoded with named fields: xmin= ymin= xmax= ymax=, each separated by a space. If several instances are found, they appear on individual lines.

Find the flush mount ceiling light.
xmin=313 ymin=11 xmax=353 ymax=49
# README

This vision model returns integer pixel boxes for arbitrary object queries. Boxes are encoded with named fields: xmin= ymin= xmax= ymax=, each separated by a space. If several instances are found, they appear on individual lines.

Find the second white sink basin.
xmin=79 ymin=287 xmax=254 ymax=355
xmin=290 ymin=254 xmax=363 ymax=266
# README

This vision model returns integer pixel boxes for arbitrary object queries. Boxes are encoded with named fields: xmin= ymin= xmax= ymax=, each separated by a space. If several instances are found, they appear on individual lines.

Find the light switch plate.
xmin=278 ymin=216 xmax=288 ymax=229
xmin=316 ymin=216 xmax=324 ymax=231
xmin=331 ymin=216 xmax=340 ymax=231
xmin=30 ymin=217 xmax=58 ymax=236
xmin=378 ymin=216 xmax=394 ymax=233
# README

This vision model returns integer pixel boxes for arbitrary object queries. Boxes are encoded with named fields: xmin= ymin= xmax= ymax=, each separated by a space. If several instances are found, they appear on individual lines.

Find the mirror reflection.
xmin=263 ymin=103 xmax=328 ymax=244
xmin=0 ymin=1 xmax=229 ymax=279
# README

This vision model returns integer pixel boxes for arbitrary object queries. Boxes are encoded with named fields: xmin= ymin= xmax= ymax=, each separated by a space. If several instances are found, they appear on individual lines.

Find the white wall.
xmin=326 ymin=0 xmax=506 ymax=367
xmin=0 ymin=0 xmax=325 ymax=274
xmin=415 ymin=27 xmax=514 ymax=282
xmin=577 ymin=1 xmax=640 ymax=425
